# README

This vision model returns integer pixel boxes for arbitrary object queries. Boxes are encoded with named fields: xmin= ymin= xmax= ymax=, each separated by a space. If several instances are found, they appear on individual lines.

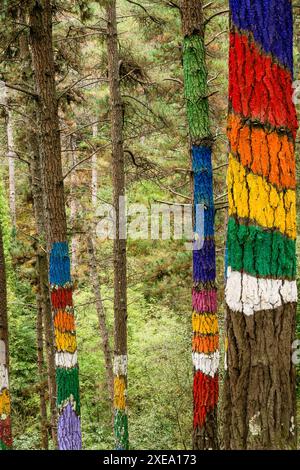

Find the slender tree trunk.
xmin=28 ymin=125 xmax=58 ymax=448
xmin=87 ymin=236 xmax=114 ymax=402
xmin=70 ymin=135 xmax=78 ymax=272
xmin=91 ymin=122 xmax=98 ymax=208
xmin=224 ymin=0 xmax=298 ymax=449
xmin=1 ymin=85 xmax=16 ymax=228
xmin=106 ymin=0 xmax=129 ymax=450
xmin=180 ymin=1 xmax=219 ymax=450
xmin=6 ymin=111 xmax=16 ymax=228
xmin=36 ymin=287 xmax=49 ymax=450
xmin=0 ymin=224 xmax=13 ymax=450
xmin=29 ymin=0 xmax=82 ymax=450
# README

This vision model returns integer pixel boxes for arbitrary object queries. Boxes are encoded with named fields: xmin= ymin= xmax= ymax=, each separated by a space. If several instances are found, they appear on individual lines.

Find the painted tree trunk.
xmin=0 ymin=224 xmax=12 ymax=450
xmin=106 ymin=0 xmax=129 ymax=450
xmin=29 ymin=0 xmax=82 ymax=450
xmin=224 ymin=0 xmax=298 ymax=449
xmin=180 ymin=1 xmax=219 ymax=450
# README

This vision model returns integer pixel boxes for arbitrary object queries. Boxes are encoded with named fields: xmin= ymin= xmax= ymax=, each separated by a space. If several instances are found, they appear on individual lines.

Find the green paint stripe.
xmin=227 ymin=217 xmax=296 ymax=279
xmin=56 ymin=366 xmax=80 ymax=415
xmin=114 ymin=409 xmax=129 ymax=450
xmin=0 ymin=439 xmax=8 ymax=450
xmin=183 ymin=35 xmax=210 ymax=140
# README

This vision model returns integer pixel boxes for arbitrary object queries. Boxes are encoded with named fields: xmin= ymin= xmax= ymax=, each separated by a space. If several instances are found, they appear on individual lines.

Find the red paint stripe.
xmin=0 ymin=416 xmax=13 ymax=447
xmin=51 ymin=288 xmax=73 ymax=309
xmin=229 ymin=32 xmax=298 ymax=138
xmin=193 ymin=371 xmax=218 ymax=428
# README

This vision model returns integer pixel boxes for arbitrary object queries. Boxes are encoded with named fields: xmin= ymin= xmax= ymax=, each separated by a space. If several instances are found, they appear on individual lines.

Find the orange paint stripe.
xmin=192 ymin=334 xmax=219 ymax=354
xmin=53 ymin=310 xmax=75 ymax=332
xmin=227 ymin=114 xmax=296 ymax=190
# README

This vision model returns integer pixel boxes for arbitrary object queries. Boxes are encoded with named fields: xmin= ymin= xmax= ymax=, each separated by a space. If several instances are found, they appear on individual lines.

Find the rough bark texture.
xmin=0 ymin=224 xmax=12 ymax=450
xmin=70 ymin=135 xmax=78 ymax=272
xmin=106 ymin=0 xmax=129 ymax=450
xmin=180 ymin=0 xmax=219 ymax=450
xmin=224 ymin=0 xmax=298 ymax=449
xmin=29 ymin=0 xmax=82 ymax=450
xmin=87 ymin=235 xmax=114 ymax=402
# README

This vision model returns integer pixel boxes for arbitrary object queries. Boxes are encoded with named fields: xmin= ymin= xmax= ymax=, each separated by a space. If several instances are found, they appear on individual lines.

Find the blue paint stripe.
xmin=193 ymin=238 xmax=216 ymax=282
xmin=230 ymin=0 xmax=293 ymax=73
xmin=192 ymin=145 xmax=214 ymax=237
xmin=49 ymin=242 xmax=71 ymax=286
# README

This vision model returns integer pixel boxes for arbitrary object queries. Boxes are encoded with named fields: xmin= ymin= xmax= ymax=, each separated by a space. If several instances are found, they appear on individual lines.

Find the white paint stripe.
xmin=0 ymin=364 xmax=9 ymax=390
xmin=0 ymin=340 xmax=6 ymax=365
xmin=226 ymin=270 xmax=297 ymax=316
xmin=192 ymin=351 xmax=219 ymax=377
xmin=55 ymin=351 xmax=78 ymax=369
xmin=113 ymin=355 xmax=127 ymax=376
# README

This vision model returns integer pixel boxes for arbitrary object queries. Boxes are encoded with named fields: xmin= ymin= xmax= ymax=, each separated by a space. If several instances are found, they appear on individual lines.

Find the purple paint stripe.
xmin=193 ymin=238 xmax=216 ymax=282
xmin=192 ymin=289 xmax=217 ymax=313
xmin=58 ymin=401 xmax=82 ymax=450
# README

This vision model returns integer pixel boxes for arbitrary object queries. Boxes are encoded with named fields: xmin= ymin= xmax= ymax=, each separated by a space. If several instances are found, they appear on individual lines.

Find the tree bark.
xmin=29 ymin=0 xmax=82 ymax=450
xmin=224 ymin=0 xmax=298 ymax=449
xmin=0 ymin=224 xmax=13 ymax=450
xmin=106 ymin=0 xmax=129 ymax=450
xmin=180 ymin=0 xmax=219 ymax=450
xmin=0 ymin=85 xmax=17 ymax=228
xmin=70 ymin=135 xmax=78 ymax=273
xmin=6 ymin=110 xmax=17 ymax=229
xmin=91 ymin=122 xmax=98 ymax=208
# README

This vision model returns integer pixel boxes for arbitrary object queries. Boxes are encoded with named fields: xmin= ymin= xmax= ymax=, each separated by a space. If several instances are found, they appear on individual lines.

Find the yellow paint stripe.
xmin=192 ymin=313 xmax=219 ymax=335
xmin=228 ymin=154 xmax=296 ymax=239
xmin=54 ymin=329 xmax=77 ymax=353
xmin=114 ymin=376 xmax=126 ymax=410
xmin=0 ymin=388 xmax=11 ymax=416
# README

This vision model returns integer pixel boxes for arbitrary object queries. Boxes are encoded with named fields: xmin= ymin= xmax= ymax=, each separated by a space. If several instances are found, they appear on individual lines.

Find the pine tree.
xmin=29 ymin=0 xmax=82 ymax=450
xmin=224 ymin=0 xmax=298 ymax=449
xmin=180 ymin=0 xmax=219 ymax=450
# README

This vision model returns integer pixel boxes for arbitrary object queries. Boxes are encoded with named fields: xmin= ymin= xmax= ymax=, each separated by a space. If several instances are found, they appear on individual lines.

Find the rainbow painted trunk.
xmin=0 ymin=341 xmax=12 ymax=450
xmin=50 ymin=242 xmax=82 ymax=450
xmin=182 ymin=17 xmax=219 ymax=448
xmin=224 ymin=0 xmax=298 ymax=448
xmin=113 ymin=355 xmax=128 ymax=450
xmin=226 ymin=0 xmax=297 ymax=315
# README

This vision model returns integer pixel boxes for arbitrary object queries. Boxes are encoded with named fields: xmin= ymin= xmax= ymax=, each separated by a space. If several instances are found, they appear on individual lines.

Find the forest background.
xmin=0 ymin=0 xmax=299 ymax=450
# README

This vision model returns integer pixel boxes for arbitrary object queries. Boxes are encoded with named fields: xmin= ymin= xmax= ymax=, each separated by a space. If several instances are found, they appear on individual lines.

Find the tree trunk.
xmin=106 ymin=0 xmax=129 ymax=450
xmin=0 ymin=224 xmax=13 ymax=450
xmin=36 ymin=287 xmax=49 ymax=450
xmin=180 ymin=0 xmax=219 ymax=450
xmin=6 ymin=110 xmax=16 ymax=228
xmin=28 ymin=124 xmax=58 ymax=448
xmin=29 ymin=0 xmax=82 ymax=450
xmin=87 ymin=235 xmax=114 ymax=402
xmin=0 ymin=85 xmax=16 ymax=228
xmin=224 ymin=0 xmax=298 ymax=449
xmin=91 ymin=122 xmax=98 ymax=208
xmin=70 ymin=135 xmax=78 ymax=273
